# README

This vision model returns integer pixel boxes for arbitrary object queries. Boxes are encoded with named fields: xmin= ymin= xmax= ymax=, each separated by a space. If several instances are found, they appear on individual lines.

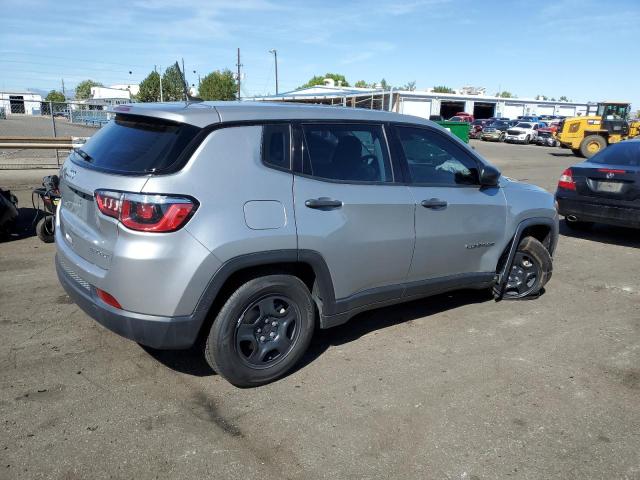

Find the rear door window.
xmin=301 ymin=123 xmax=393 ymax=183
xmin=71 ymin=114 xmax=201 ymax=174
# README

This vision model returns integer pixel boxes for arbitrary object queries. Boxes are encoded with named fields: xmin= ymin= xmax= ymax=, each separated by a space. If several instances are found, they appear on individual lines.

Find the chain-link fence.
xmin=0 ymin=101 xmax=115 ymax=169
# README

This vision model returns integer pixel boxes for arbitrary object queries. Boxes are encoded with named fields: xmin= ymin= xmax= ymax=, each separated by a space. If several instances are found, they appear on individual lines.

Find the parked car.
xmin=536 ymin=130 xmax=559 ymax=147
xmin=55 ymin=102 xmax=558 ymax=387
xmin=517 ymin=115 xmax=540 ymax=123
xmin=487 ymin=117 xmax=510 ymax=123
xmin=429 ymin=115 xmax=443 ymax=121
xmin=469 ymin=119 xmax=490 ymax=139
xmin=481 ymin=121 xmax=510 ymax=142
xmin=505 ymin=122 xmax=540 ymax=144
xmin=449 ymin=112 xmax=474 ymax=122
xmin=556 ymin=139 xmax=640 ymax=229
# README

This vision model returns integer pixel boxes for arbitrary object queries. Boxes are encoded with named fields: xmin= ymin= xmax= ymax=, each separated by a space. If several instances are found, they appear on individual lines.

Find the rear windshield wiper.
xmin=73 ymin=148 xmax=94 ymax=163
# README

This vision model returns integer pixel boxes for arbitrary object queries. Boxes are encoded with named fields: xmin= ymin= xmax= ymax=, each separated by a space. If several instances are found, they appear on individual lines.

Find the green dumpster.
xmin=436 ymin=121 xmax=469 ymax=143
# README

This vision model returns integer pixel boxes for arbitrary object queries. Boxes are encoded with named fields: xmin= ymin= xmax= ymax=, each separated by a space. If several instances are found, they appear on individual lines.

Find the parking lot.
xmin=1 ymin=140 xmax=639 ymax=479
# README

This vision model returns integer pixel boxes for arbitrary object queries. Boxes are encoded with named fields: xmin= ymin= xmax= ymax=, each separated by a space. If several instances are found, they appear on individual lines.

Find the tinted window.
xmin=262 ymin=124 xmax=290 ymax=169
xmin=301 ymin=124 xmax=393 ymax=183
xmin=516 ymin=123 xmax=532 ymax=129
xmin=590 ymin=142 xmax=640 ymax=166
xmin=71 ymin=114 xmax=201 ymax=174
xmin=396 ymin=127 xmax=479 ymax=185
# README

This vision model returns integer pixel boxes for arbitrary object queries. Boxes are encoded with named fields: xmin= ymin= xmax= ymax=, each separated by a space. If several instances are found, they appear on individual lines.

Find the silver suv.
xmin=55 ymin=102 xmax=558 ymax=387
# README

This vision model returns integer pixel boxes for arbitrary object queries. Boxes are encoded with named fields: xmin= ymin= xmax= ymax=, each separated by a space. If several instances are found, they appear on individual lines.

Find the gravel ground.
xmin=1 ymin=140 xmax=639 ymax=480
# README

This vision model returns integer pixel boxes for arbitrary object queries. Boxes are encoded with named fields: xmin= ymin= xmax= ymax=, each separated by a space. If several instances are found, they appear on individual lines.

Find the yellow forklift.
xmin=556 ymin=102 xmax=640 ymax=158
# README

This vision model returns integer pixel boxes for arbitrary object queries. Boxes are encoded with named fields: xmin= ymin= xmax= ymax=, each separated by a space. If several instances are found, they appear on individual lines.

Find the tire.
xmin=564 ymin=217 xmax=593 ymax=230
xmin=580 ymin=135 xmax=607 ymax=158
xmin=499 ymin=133 xmax=506 ymax=142
xmin=501 ymin=236 xmax=552 ymax=300
xmin=525 ymin=135 xmax=531 ymax=144
xmin=205 ymin=275 xmax=315 ymax=387
xmin=36 ymin=215 xmax=55 ymax=243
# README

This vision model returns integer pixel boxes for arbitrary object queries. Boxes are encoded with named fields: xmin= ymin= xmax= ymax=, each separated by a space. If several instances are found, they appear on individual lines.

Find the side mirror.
xmin=479 ymin=164 xmax=501 ymax=187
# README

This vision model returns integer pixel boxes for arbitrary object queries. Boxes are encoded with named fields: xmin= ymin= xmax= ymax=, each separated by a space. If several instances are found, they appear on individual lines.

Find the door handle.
xmin=305 ymin=197 xmax=343 ymax=209
xmin=421 ymin=198 xmax=448 ymax=209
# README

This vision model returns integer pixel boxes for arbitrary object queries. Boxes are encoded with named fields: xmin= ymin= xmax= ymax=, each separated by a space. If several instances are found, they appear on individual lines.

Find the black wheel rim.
xmin=504 ymin=252 xmax=542 ymax=298
xmin=234 ymin=295 xmax=300 ymax=369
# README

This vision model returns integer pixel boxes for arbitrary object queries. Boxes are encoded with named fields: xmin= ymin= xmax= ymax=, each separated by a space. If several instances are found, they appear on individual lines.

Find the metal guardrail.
xmin=0 ymin=136 xmax=87 ymax=149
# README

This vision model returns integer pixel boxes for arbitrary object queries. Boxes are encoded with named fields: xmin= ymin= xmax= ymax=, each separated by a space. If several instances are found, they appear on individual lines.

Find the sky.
xmin=1 ymin=0 xmax=639 ymax=109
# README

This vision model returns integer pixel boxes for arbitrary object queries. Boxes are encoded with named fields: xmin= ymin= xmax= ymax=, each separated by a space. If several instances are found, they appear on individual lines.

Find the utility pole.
xmin=236 ymin=48 xmax=242 ymax=101
xmin=155 ymin=65 xmax=163 ymax=102
xmin=269 ymin=49 xmax=278 ymax=95
xmin=182 ymin=58 xmax=188 ymax=99
xmin=61 ymin=78 xmax=65 ymax=96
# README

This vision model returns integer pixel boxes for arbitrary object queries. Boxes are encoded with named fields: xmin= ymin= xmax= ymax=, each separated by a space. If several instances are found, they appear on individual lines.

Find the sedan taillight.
xmin=94 ymin=190 xmax=198 ymax=232
xmin=557 ymin=168 xmax=576 ymax=191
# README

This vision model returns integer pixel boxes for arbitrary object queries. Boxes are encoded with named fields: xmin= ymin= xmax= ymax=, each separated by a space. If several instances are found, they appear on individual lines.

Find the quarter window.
xmin=262 ymin=124 xmax=290 ymax=170
xmin=396 ymin=126 xmax=479 ymax=186
xmin=301 ymin=124 xmax=393 ymax=183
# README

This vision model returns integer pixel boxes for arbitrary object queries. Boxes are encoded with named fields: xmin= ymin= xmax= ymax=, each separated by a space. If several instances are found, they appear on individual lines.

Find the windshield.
xmin=515 ymin=123 xmax=532 ymax=129
xmin=589 ymin=141 xmax=640 ymax=166
xmin=490 ymin=121 xmax=507 ymax=127
xmin=70 ymin=114 xmax=201 ymax=174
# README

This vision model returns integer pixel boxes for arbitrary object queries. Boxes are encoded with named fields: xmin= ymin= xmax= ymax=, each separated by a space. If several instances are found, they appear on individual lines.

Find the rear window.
xmin=590 ymin=142 xmax=640 ymax=166
xmin=70 ymin=114 xmax=201 ymax=174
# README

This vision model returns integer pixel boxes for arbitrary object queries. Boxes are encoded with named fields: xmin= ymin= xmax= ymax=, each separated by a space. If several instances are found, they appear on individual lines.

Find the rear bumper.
xmin=56 ymin=254 xmax=205 ymax=349
xmin=556 ymin=196 xmax=640 ymax=229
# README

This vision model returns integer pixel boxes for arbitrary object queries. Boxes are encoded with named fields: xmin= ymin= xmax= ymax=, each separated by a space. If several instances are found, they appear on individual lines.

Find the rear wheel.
xmin=36 ymin=215 xmax=55 ymax=243
xmin=580 ymin=135 xmax=607 ymax=158
xmin=501 ymin=236 xmax=552 ymax=299
xmin=205 ymin=275 xmax=315 ymax=387
xmin=499 ymin=133 xmax=506 ymax=142
xmin=525 ymin=135 xmax=531 ymax=144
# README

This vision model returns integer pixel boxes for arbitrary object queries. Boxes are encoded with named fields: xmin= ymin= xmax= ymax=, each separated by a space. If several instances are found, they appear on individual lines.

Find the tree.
xmin=402 ymin=81 xmax=416 ymax=91
xmin=198 ymin=69 xmax=237 ymax=101
xmin=378 ymin=78 xmax=391 ymax=91
xmin=299 ymin=73 xmax=349 ymax=88
xmin=559 ymin=96 xmax=570 ymax=102
xmin=75 ymin=79 xmax=103 ymax=100
xmin=497 ymin=91 xmax=514 ymax=98
xmin=137 ymin=71 xmax=161 ymax=102
xmin=162 ymin=64 xmax=187 ymax=101
xmin=354 ymin=80 xmax=369 ymax=88
xmin=45 ymin=90 xmax=65 ymax=103
xmin=432 ymin=85 xmax=455 ymax=93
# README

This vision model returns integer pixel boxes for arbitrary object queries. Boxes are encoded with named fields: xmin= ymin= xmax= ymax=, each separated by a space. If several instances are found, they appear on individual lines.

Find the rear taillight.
xmin=94 ymin=190 xmax=197 ymax=232
xmin=558 ymin=168 xmax=576 ymax=191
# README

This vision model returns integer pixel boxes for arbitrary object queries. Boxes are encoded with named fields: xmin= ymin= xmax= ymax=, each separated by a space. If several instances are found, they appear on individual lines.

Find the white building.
xmin=0 ymin=90 xmax=43 ymax=115
xmin=254 ymin=83 xmax=590 ymax=120
xmin=109 ymin=84 xmax=140 ymax=97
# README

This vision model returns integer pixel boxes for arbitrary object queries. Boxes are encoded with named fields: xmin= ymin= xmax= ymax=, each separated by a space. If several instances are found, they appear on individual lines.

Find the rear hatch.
xmin=58 ymin=113 xmax=201 ymax=269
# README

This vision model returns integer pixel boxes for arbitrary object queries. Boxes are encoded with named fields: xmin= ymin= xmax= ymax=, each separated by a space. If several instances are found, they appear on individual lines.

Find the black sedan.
xmin=555 ymin=140 xmax=640 ymax=229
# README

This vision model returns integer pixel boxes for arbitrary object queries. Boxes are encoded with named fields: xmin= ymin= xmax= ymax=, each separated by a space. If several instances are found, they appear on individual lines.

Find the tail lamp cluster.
xmin=557 ymin=168 xmax=576 ymax=191
xmin=95 ymin=190 xmax=197 ymax=232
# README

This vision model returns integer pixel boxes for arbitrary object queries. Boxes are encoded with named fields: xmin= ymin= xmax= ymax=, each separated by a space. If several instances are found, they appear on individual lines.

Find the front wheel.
xmin=205 ymin=275 xmax=315 ymax=387
xmin=501 ymin=236 xmax=552 ymax=299
xmin=580 ymin=135 xmax=607 ymax=158
xmin=499 ymin=133 xmax=506 ymax=142
xmin=525 ymin=135 xmax=531 ymax=144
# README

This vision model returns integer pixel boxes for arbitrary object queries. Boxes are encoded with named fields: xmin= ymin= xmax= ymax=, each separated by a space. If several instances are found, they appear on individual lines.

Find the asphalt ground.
xmin=1 ymin=140 xmax=639 ymax=480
